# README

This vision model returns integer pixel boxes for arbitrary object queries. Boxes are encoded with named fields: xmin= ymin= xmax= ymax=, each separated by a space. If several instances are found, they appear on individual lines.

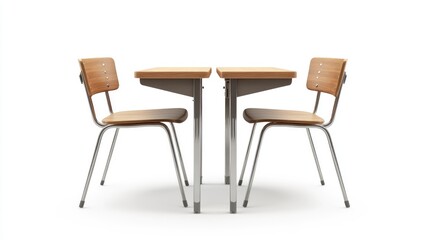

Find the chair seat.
xmin=102 ymin=108 xmax=188 ymax=125
xmin=243 ymin=108 xmax=324 ymax=125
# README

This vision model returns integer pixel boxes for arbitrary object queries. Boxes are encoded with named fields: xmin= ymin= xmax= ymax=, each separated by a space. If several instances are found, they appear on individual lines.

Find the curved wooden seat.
xmin=243 ymin=108 xmax=324 ymax=125
xmin=102 ymin=108 xmax=188 ymax=125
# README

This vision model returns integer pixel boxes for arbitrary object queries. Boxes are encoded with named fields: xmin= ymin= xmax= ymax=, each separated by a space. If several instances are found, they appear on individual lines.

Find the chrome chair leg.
xmin=306 ymin=128 xmax=325 ymax=185
xmin=100 ymin=128 xmax=120 ymax=186
xmin=239 ymin=123 xmax=257 ymax=186
xmin=170 ymin=123 xmax=189 ymax=186
xmin=319 ymin=127 xmax=350 ymax=208
xmin=79 ymin=127 xmax=110 ymax=208
xmin=161 ymin=124 xmax=188 ymax=207
xmin=243 ymin=124 xmax=270 ymax=207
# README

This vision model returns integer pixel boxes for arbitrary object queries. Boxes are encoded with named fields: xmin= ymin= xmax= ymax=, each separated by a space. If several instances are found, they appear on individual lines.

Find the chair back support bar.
xmin=306 ymin=58 xmax=347 ymax=97
xmin=323 ymin=72 xmax=347 ymax=127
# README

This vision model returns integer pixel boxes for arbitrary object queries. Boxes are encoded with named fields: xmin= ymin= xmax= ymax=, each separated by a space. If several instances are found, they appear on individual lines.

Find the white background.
xmin=1 ymin=0 xmax=428 ymax=239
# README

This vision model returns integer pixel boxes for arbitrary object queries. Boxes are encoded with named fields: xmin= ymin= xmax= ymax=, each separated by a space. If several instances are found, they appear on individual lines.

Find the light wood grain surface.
xmin=243 ymin=108 xmax=324 ymax=124
xmin=306 ymin=58 xmax=347 ymax=96
xmin=102 ymin=108 xmax=188 ymax=124
xmin=216 ymin=67 xmax=297 ymax=79
xmin=79 ymin=58 xmax=120 ymax=96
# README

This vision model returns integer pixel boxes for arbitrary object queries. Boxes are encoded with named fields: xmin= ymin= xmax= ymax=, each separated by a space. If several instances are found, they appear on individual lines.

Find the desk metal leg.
xmin=225 ymin=81 xmax=230 ymax=184
xmin=229 ymin=79 xmax=237 ymax=213
xmin=193 ymin=79 xmax=202 ymax=213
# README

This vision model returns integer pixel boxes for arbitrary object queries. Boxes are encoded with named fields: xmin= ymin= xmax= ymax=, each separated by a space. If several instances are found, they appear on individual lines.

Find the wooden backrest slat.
xmin=79 ymin=58 xmax=119 ymax=96
xmin=306 ymin=58 xmax=347 ymax=96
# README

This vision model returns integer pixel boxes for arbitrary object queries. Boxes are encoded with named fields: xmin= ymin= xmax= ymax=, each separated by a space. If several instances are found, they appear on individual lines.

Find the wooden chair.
xmin=239 ymin=57 xmax=350 ymax=208
xmin=78 ymin=57 xmax=188 ymax=208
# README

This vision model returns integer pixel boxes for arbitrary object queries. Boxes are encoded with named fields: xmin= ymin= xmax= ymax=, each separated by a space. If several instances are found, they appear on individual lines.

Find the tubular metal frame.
xmin=242 ymin=123 xmax=349 ymax=208
xmin=238 ymin=126 xmax=325 ymax=187
xmin=224 ymin=79 xmax=238 ymax=213
xmin=79 ymin=123 xmax=188 ymax=208
xmin=99 ymin=123 xmax=189 ymax=187
xmin=100 ymin=128 xmax=120 ymax=186
xmin=306 ymin=128 xmax=325 ymax=185
xmin=238 ymin=123 xmax=257 ymax=186
xmin=193 ymin=78 xmax=203 ymax=213
xmin=229 ymin=79 xmax=238 ymax=213
xmin=240 ymin=73 xmax=350 ymax=208
xmin=170 ymin=122 xmax=189 ymax=186
xmin=224 ymin=82 xmax=230 ymax=185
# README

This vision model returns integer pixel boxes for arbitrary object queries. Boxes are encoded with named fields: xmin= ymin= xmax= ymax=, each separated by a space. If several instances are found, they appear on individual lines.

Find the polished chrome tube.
xmin=193 ymin=79 xmax=202 ymax=213
xmin=317 ymin=126 xmax=350 ymax=207
xmin=170 ymin=123 xmax=189 ymax=186
xmin=160 ymin=123 xmax=188 ymax=207
xmin=239 ymin=123 xmax=257 ymax=186
xmin=229 ymin=79 xmax=238 ymax=213
xmin=313 ymin=91 xmax=321 ymax=114
xmin=86 ymin=95 xmax=104 ymax=127
xmin=306 ymin=128 xmax=325 ymax=185
xmin=100 ymin=128 xmax=120 ymax=186
xmin=79 ymin=126 xmax=112 ymax=208
xmin=243 ymin=123 xmax=272 ymax=207
xmin=80 ymin=73 xmax=105 ymax=127
xmin=323 ymin=72 xmax=347 ymax=128
xmin=105 ymin=91 xmax=114 ymax=114
xmin=224 ymin=81 xmax=230 ymax=185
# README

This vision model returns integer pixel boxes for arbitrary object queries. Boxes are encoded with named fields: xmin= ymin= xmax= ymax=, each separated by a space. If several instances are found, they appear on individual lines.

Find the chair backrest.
xmin=79 ymin=58 xmax=119 ymax=97
xmin=79 ymin=57 xmax=120 ymax=126
xmin=306 ymin=58 xmax=347 ymax=97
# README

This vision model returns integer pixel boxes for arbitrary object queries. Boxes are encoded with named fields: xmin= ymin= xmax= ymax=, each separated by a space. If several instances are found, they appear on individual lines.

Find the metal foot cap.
xmin=243 ymin=200 xmax=248 ymax=208
xmin=100 ymin=180 xmax=105 ymax=186
xmin=225 ymin=176 xmax=230 ymax=185
xmin=321 ymin=180 xmax=325 ymax=186
xmin=345 ymin=200 xmax=350 ymax=208
xmin=238 ymin=180 xmax=243 ymax=186
xmin=230 ymin=202 xmax=237 ymax=213
xmin=79 ymin=200 xmax=85 ymax=208
xmin=194 ymin=202 xmax=200 ymax=213
xmin=183 ymin=200 xmax=188 ymax=208
xmin=185 ymin=180 xmax=189 ymax=186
